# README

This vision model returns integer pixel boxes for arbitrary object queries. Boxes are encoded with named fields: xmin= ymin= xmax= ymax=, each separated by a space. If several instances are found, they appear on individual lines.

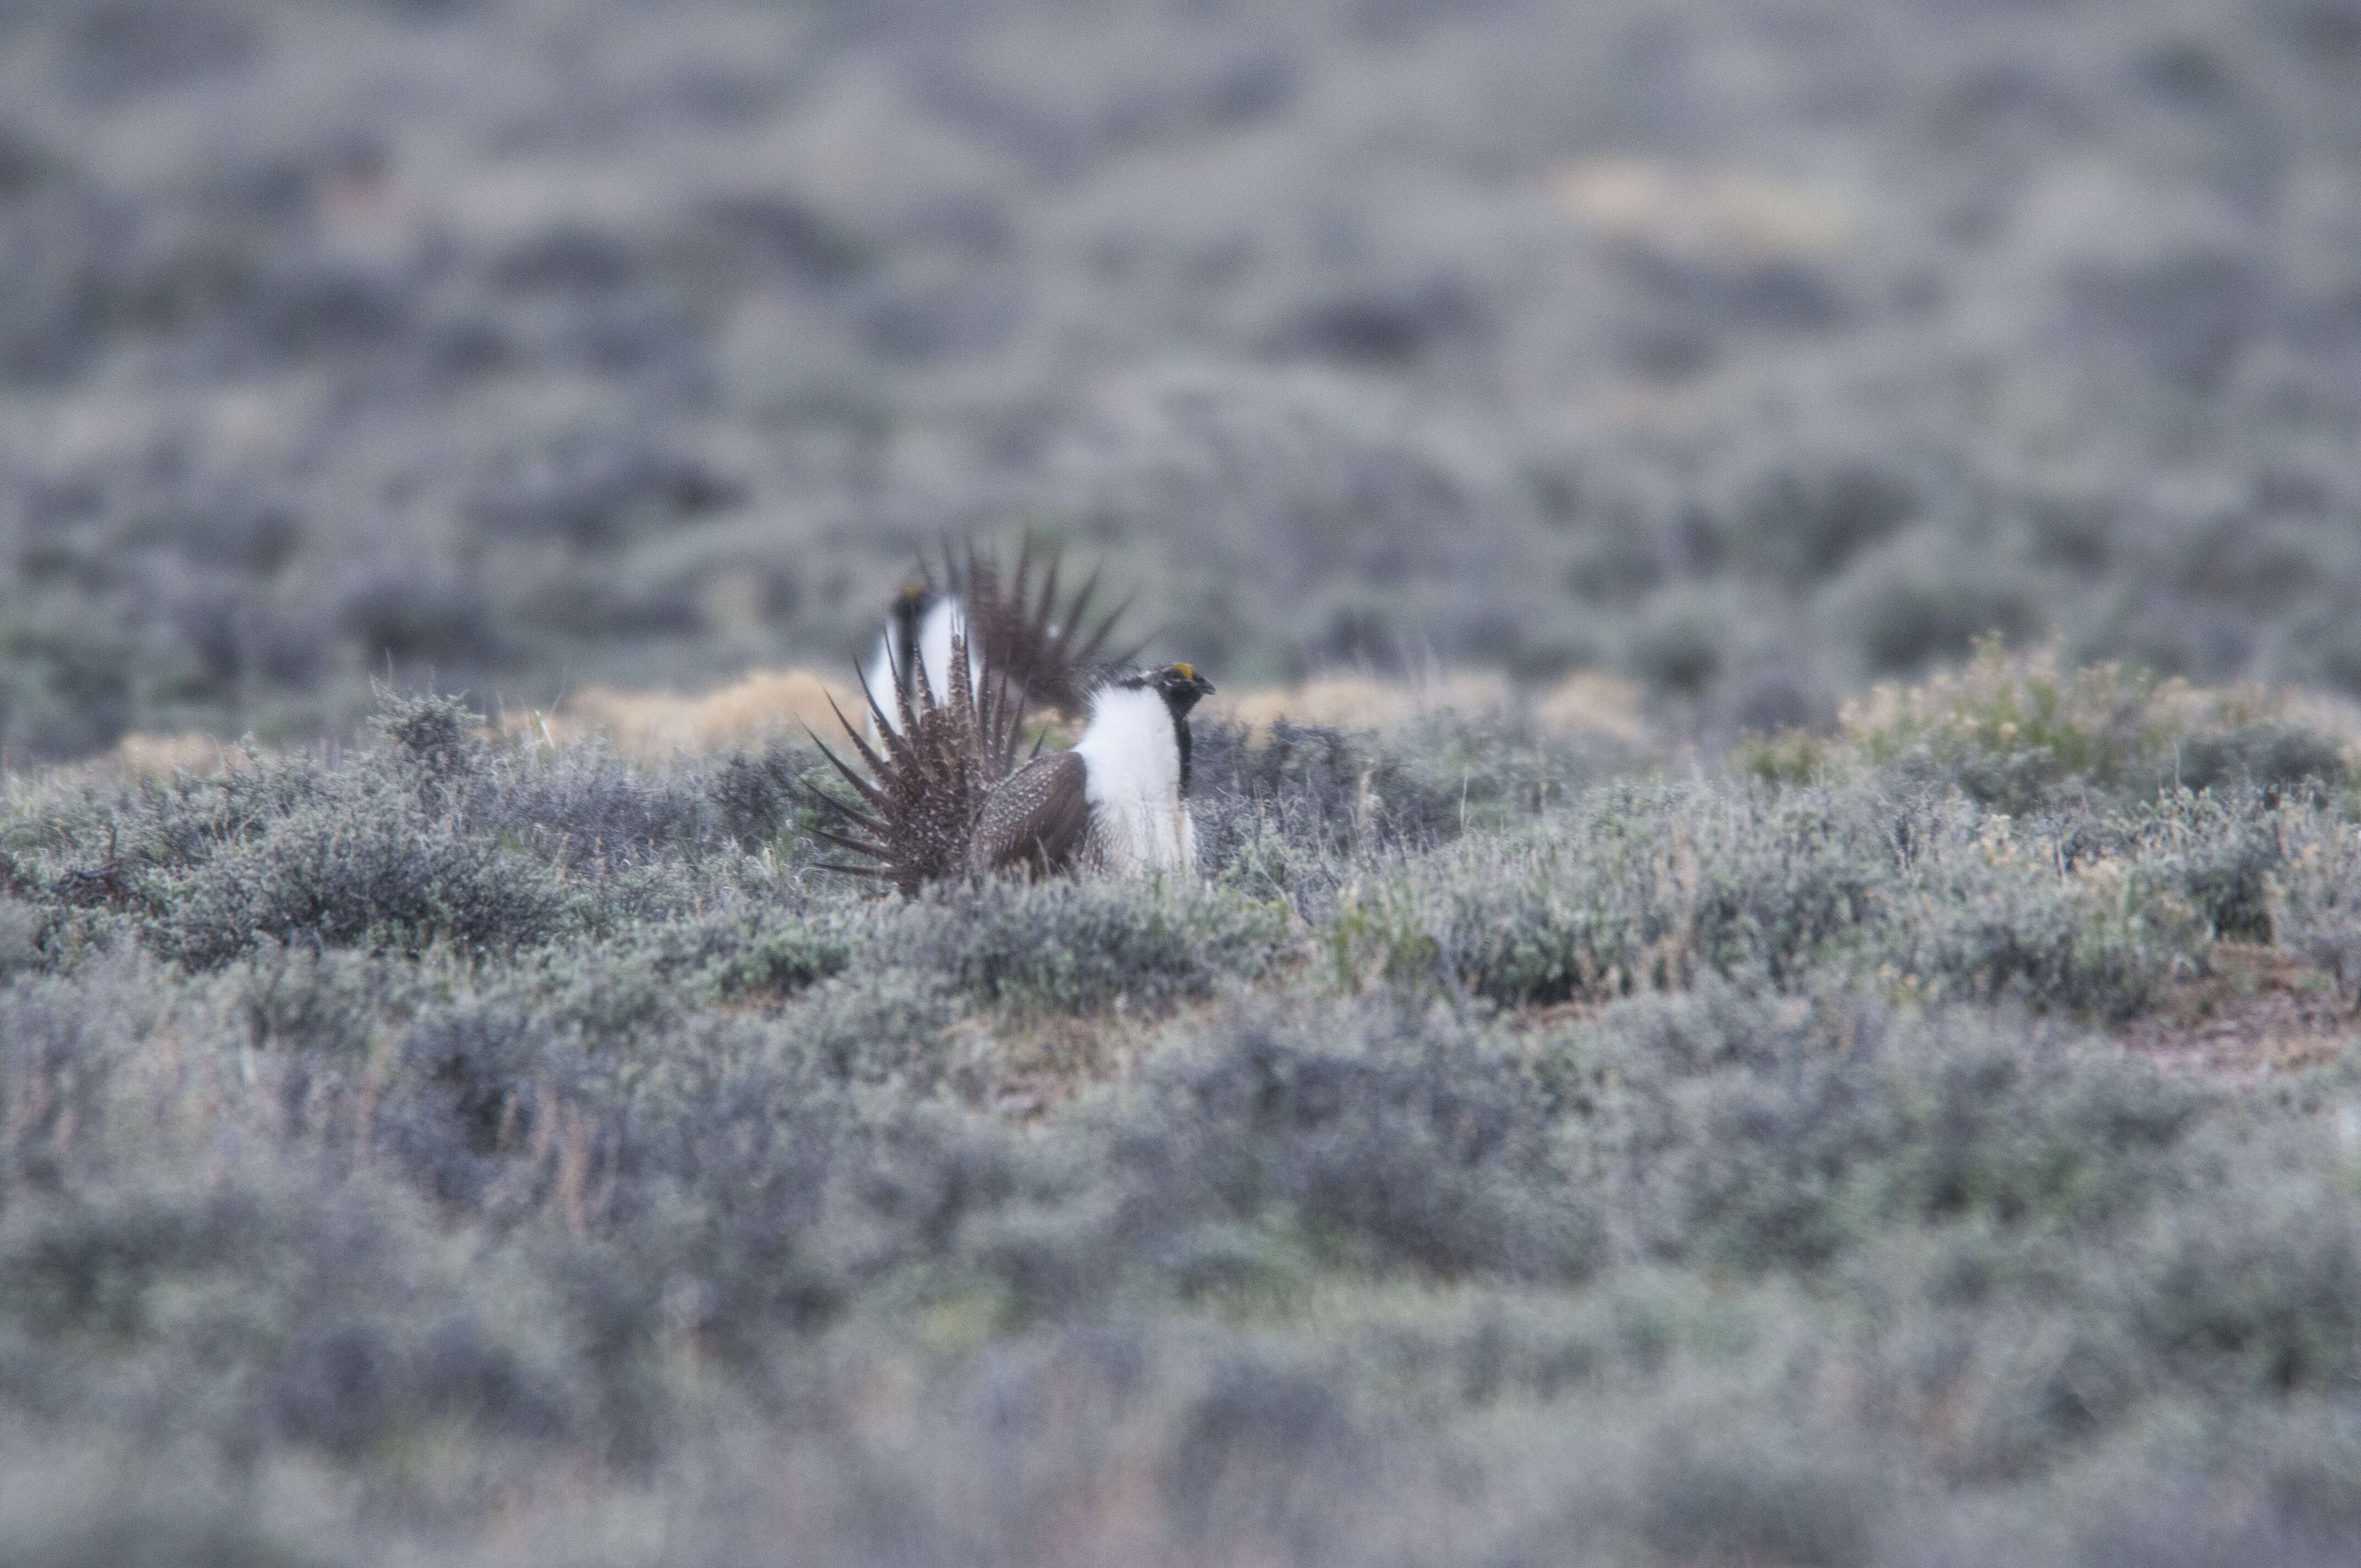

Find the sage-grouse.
xmin=812 ymin=634 xmax=1212 ymax=888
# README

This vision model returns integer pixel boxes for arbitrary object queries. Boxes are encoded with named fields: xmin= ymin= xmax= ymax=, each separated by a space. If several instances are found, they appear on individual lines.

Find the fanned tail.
xmin=954 ymin=537 xmax=1143 ymax=717
xmin=802 ymin=628 xmax=1025 ymax=894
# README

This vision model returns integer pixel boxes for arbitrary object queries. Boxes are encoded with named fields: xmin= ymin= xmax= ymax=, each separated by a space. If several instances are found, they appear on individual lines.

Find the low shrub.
xmin=868 ymin=878 xmax=1287 ymax=1014
xmin=1354 ymin=776 xmax=2210 ymax=1020
xmin=1115 ymin=1000 xmax=1601 ymax=1282
xmin=1750 ymin=639 xmax=2353 ymax=818
xmin=150 ymin=795 xmax=570 ymax=967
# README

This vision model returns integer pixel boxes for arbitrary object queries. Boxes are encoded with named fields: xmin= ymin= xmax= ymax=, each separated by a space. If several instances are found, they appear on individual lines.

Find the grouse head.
xmin=1152 ymin=662 xmax=1215 ymax=716
xmin=890 ymin=577 xmax=933 ymax=621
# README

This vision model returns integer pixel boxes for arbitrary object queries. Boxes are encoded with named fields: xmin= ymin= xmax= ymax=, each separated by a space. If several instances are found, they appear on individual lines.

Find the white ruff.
xmin=1075 ymin=684 xmax=1197 ymax=874
xmin=864 ymin=597 xmax=971 ymax=738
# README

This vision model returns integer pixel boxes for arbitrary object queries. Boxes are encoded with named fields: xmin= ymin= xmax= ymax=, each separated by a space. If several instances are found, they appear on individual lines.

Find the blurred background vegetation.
xmin=0 ymin=0 xmax=2357 ymax=754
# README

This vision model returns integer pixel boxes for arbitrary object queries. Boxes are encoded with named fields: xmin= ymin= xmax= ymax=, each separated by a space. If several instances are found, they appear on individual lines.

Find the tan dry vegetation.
xmin=1206 ymin=668 xmax=1645 ymax=743
xmin=1206 ymin=671 xmax=1513 ymax=737
xmin=544 ymin=666 xmax=858 ymax=756
xmin=1532 ymin=669 xmax=1649 ymax=744
xmin=1551 ymin=157 xmax=1858 ymax=261
xmin=69 ymin=665 xmax=1647 ymax=778
xmin=110 ymin=732 xmax=248 ymax=776
xmin=75 ymin=731 xmax=264 ymax=780
xmin=524 ymin=665 xmax=1651 ymax=758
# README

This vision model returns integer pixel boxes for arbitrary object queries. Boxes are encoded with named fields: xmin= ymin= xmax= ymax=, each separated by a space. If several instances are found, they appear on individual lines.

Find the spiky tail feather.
xmin=804 ymin=630 xmax=1026 ymax=894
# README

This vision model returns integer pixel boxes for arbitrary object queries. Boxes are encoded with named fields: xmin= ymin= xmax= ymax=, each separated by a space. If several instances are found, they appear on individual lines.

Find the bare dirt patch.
xmin=2115 ymin=943 xmax=2358 ymax=1082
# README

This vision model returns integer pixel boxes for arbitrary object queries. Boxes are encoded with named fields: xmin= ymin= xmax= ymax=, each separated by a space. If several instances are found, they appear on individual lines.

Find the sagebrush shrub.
xmin=869 ymin=878 xmax=1286 ymax=1014
xmin=149 ymin=792 xmax=570 ymax=967
xmin=1115 ymin=1000 xmax=1602 ymax=1282
xmin=1348 ymin=777 xmax=2211 ymax=1019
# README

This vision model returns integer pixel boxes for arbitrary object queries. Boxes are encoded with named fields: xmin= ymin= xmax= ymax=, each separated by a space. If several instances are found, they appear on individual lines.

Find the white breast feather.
xmin=1075 ymin=684 xmax=1196 ymax=874
xmin=864 ymin=597 xmax=973 ymax=738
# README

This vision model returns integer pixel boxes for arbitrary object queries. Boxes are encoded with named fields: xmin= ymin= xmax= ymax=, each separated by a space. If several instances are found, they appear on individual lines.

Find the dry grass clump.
xmin=106 ymin=732 xmax=248 ymax=777
xmin=1532 ymin=669 xmax=1650 ymax=743
xmin=1100 ymin=667 xmax=1643 ymax=744
xmin=1209 ymin=671 xmax=1515 ymax=738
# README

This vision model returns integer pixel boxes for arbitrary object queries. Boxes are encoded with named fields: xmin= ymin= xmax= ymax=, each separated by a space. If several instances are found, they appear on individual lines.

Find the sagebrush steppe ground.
xmin=7 ymin=650 xmax=2361 ymax=1565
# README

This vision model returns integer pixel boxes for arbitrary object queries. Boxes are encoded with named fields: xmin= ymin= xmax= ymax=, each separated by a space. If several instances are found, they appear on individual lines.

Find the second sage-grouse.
xmin=861 ymin=540 xmax=1138 ymax=737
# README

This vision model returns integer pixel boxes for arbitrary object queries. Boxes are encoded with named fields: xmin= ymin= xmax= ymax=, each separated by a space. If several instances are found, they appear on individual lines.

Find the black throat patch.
xmin=1153 ymin=685 xmax=1200 ymax=794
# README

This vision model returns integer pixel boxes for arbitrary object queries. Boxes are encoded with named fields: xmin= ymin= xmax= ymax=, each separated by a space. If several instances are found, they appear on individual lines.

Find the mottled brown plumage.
xmin=970 ymin=749 xmax=1094 ymax=877
xmin=969 ymin=663 xmax=1213 ymax=879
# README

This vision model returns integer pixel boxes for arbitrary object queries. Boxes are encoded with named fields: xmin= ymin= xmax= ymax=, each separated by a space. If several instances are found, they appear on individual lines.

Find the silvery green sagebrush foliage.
xmin=1327 ymin=776 xmax=2295 ymax=1020
xmin=0 ymin=681 xmax=2355 ymax=1561
xmin=8 ymin=939 xmax=2361 ymax=1566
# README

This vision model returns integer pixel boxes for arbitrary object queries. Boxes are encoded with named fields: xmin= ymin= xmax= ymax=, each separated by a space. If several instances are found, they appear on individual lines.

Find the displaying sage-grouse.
xmin=862 ymin=540 xmax=1138 ymax=736
xmin=811 ymin=632 xmax=1212 ymax=890
xmin=970 ymin=660 xmax=1214 ymax=878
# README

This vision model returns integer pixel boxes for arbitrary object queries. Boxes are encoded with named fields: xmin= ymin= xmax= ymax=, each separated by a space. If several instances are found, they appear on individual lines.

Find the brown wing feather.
xmin=970 ymin=750 xmax=1092 ymax=879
